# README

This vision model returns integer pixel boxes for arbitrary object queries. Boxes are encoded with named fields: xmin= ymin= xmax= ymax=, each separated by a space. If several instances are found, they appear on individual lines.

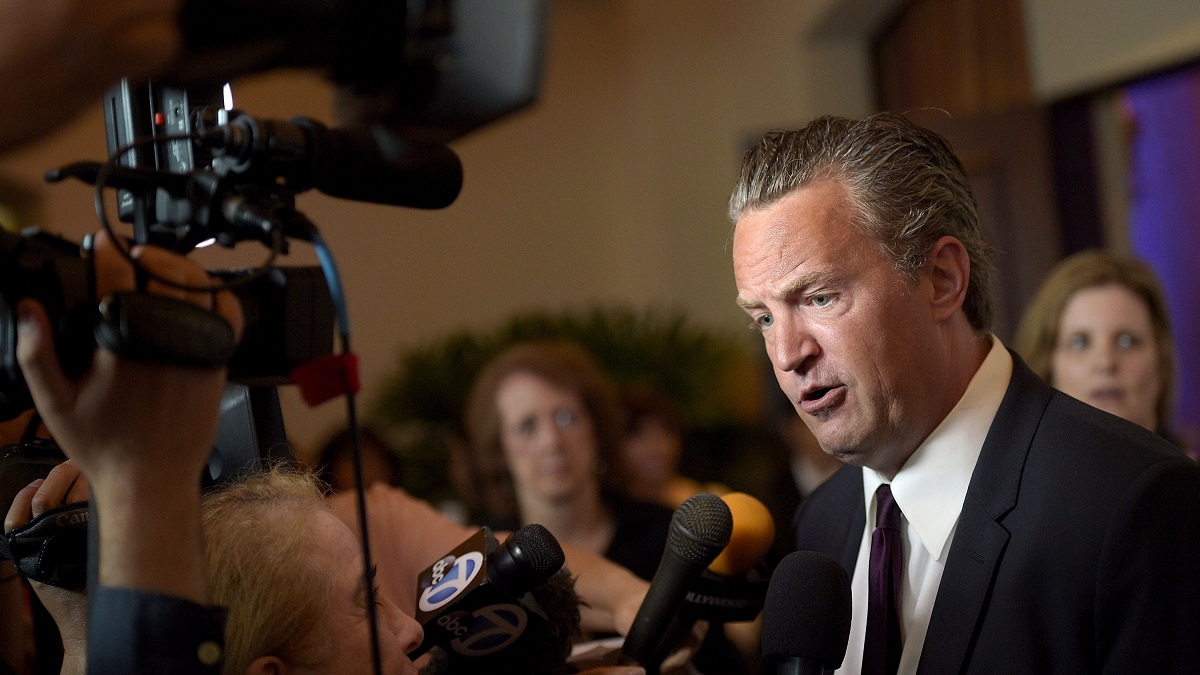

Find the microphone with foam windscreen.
xmin=761 ymin=551 xmax=853 ymax=675
xmin=204 ymin=115 xmax=464 ymax=209
xmin=621 ymin=492 xmax=733 ymax=668
xmin=646 ymin=492 xmax=777 ymax=666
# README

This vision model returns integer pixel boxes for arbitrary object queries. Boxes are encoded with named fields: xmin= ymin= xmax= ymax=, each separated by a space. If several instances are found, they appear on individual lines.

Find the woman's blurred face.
xmin=1052 ymin=283 xmax=1162 ymax=432
xmin=496 ymin=371 xmax=599 ymax=505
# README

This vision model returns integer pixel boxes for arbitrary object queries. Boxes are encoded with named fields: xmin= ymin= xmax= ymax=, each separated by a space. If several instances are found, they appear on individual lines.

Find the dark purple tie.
xmin=863 ymin=483 xmax=903 ymax=675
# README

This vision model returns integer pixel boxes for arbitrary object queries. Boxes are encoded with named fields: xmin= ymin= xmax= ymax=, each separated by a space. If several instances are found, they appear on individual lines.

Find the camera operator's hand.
xmin=0 ymin=0 xmax=182 ymax=152
xmin=15 ymin=231 xmax=241 ymax=603
xmin=4 ymin=460 xmax=89 ymax=675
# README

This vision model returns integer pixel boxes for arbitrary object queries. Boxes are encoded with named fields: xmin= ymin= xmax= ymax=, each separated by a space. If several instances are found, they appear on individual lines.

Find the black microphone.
xmin=411 ymin=524 xmax=564 ymax=661
xmin=205 ymin=115 xmax=464 ymax=209
xmin=621 ymin=493 xmax=733 ymax=667
xmin=761 ymin=551 xmax=853 ymax=675
xmin=646 ymin=492 xmax=776 ymax=666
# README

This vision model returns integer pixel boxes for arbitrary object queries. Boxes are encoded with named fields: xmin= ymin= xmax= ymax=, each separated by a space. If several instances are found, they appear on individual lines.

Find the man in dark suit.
xmin=729 ymin=113 xmax=1200 ymax=674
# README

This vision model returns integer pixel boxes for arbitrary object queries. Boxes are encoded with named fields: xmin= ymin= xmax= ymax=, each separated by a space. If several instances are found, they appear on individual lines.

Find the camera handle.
xmin=95 ymin=292 xmax=237 ymax=370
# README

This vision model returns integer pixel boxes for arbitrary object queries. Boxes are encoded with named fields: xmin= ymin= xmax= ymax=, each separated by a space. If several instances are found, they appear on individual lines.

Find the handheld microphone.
xmin=621 ymin=492 xmax=733 ymax=667
xmin=411 ymin=524 xmax=565 ymax=661
xmin=761 ymin=551 xmax=853 ymax=675
xmin=647 ymin=492 xmax=777 ymax=666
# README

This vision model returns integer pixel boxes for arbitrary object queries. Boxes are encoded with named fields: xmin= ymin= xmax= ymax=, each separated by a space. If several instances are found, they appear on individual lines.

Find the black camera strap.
xmin=0 ymin=501 xmax=89 ymax=589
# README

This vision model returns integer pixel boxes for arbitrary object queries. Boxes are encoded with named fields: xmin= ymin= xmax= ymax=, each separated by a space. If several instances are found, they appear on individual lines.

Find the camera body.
xmin=0 ymin=227 xmax=336 ymax=422
xmin=0 ymin=438 xmax=67 ymax=519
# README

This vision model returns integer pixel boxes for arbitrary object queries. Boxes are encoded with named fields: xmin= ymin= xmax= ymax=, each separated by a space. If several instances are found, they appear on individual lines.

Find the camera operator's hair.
xmin=729 ymin=112 xmax=997 ymax=331
xmin=463 ymin=340 xmax=625 ymax=525
xmin=201 ymin=466 xmax=335 ymax=675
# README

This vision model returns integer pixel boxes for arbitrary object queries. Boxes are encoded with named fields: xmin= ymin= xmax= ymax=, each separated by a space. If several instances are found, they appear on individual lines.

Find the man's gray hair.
xmin=729 ymin=113 xmax=996 ymax=331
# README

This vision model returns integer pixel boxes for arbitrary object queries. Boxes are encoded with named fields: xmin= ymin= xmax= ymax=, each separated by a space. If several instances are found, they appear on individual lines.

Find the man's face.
xmin=733 ymin=180 xmax=944 ymax=477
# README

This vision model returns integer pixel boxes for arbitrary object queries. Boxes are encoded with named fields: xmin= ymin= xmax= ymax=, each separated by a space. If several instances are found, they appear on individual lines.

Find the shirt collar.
xmin=862 ymin=336 xmax=1012 ymax=561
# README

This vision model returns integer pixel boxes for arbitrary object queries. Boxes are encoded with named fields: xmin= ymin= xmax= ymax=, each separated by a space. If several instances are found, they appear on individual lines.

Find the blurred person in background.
xmin=1015 ymin=249 xmax=1183 ymax=449
xmin=617 ymin=385 xmax=727 ymax=510
xmin=312 ymin=425 xmax=405 ymax=493
xmin=461 ymin=341 xmax=743 ymax=670
xmin=462 ymin=341 xmax=673 ymax=582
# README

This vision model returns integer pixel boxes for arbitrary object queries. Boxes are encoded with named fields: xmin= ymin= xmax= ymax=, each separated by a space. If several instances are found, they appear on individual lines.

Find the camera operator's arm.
xmin=17 ymin=232 xmax=241 ymax=673
xmin=17 ymin=231 xmax=241 ymax=602
xmin=4 ymin=460 xmax=89 ymax=675
xmin=0 ymin=0 xmax=181 ymax=151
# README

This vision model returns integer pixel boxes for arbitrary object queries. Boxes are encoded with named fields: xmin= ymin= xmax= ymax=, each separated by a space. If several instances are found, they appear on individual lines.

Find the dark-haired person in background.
xmin=616 ymin=385 xmax=727 ymax=510
xmin=730 ymin=113 xmax=1200 ymax=673
xmin=313 ymin=425 xmax=405 ymax=493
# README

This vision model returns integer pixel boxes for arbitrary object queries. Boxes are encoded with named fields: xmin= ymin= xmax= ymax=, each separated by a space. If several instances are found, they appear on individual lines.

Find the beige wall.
xmin=1023 ymin=0 xmax=1200 ymax=100
xmin=0 ymin=1 xmax=877 ymax=451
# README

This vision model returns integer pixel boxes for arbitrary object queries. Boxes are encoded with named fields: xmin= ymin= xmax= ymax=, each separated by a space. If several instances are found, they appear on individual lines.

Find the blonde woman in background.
xmin=1015 ymin=249 xmax=1181 ymax=447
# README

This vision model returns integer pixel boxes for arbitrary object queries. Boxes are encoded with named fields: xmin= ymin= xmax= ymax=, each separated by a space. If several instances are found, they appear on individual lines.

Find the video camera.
xmin=0 ymin=0 xmax=547 ymax=490
xmin=0 ymin=0 xmax=546 ymax=413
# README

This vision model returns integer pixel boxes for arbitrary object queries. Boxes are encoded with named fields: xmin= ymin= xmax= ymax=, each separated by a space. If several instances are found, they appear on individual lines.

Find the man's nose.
xmin=770 ymin=314 xmax=819 ymax=373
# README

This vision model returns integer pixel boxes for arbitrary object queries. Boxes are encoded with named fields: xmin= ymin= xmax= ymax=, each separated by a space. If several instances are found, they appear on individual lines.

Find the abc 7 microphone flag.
xmin=414 ymin=527 xmax=565 ymax=664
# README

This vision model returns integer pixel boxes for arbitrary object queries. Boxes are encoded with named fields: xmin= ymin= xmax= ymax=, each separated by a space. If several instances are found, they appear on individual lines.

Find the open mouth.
xmin=800 ymin=385 xmax=843 ymax=414
xmin=804 ymin=386 xmax=834 ymax=402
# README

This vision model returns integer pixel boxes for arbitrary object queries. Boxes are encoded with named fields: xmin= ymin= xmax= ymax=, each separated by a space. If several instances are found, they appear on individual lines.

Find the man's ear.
xmin=925 ymin=235 xmax=970 ymax=322
xmin=245 ymin=655 xmax=289 ymax=675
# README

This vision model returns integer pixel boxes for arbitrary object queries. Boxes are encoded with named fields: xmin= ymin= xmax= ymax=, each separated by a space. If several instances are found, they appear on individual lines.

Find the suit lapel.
xmin=916 ymin=355 xmax=1052 ymax=674
xmin=794 ymin=464 xmax=865 ymax=575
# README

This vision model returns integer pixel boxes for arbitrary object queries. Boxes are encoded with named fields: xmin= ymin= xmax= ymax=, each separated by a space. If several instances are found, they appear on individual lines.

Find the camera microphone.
xmin=205 ymin=115 xmax=463 ymax=210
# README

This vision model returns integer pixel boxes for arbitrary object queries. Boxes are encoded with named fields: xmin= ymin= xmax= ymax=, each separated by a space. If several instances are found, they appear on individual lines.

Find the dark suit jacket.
xmin=794 ymin=353 xmax=1200 ymax=674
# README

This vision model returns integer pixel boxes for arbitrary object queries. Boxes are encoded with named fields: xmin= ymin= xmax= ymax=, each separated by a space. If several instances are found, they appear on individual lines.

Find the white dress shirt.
xmin=837 ymin=337 xmax=1012 ymax=675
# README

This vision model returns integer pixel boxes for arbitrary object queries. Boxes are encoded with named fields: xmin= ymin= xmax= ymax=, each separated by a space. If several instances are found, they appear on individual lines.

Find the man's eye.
xmin=811 ymin=293 xmax=833 ymax=308
xmin=1066 ymin=334 xmax=1089 ymax=351
xmin=516 ymin=418 xmax=536 ymax=436
xmin=755 ymin=314 xmax=774 ymax=330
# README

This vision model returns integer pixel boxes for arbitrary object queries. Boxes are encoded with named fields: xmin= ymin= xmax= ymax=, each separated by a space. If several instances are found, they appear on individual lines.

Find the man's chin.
xmin=828 ymin=448 xmax=868 ymax=467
